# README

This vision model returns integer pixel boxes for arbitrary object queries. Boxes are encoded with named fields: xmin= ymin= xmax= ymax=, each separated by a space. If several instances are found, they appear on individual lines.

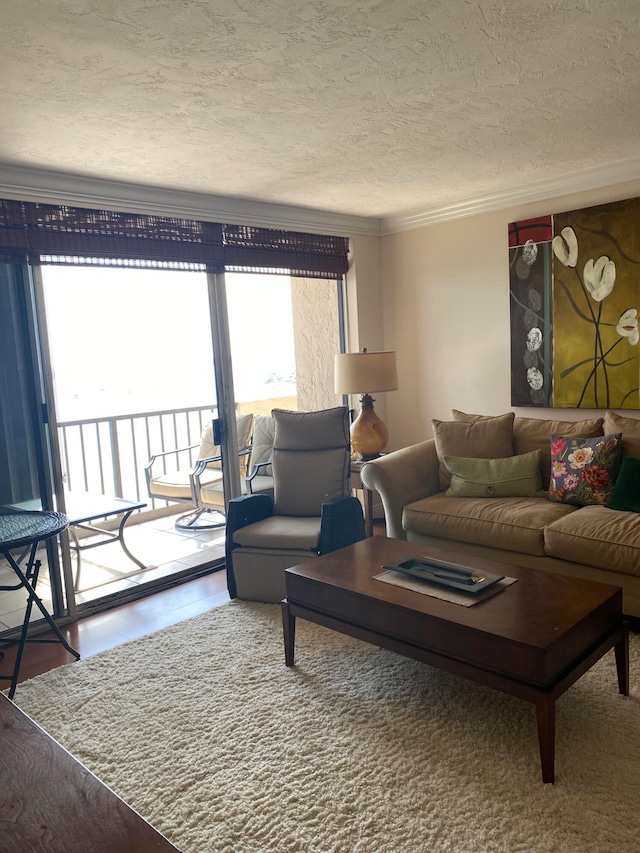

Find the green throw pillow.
xmin=608 ymin=456 xmax=640 ymax=512
xmin=444 ymin=450 xmax=544 ymax=498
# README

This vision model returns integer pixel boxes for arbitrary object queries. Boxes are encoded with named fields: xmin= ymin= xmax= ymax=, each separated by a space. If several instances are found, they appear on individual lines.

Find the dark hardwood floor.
xmin=1 ymin=569 xmax=231 ymax=690
xmin=2 ymin=522 xmax=387 ymax=691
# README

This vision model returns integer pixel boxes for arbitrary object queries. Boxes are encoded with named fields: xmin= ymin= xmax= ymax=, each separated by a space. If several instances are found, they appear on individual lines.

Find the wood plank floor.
xmin=1 ymin=522 xmax=387 ymax=692
xmin=1 ymin=568 xmax=231 ymax=689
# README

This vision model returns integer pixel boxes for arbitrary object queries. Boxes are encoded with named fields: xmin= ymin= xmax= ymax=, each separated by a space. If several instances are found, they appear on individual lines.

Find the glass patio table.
xmin=0 ymin=509 xmax=81 ymax=698
xmin=63 ymin=491 xmax=148 ymax=591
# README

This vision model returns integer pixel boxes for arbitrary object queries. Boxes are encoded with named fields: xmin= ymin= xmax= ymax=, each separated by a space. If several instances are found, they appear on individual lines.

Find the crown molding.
xmin=0 ymin=164 xmax=382 ymax=237
xmin=3 ymin=157 xmax=640 ymax=240
xmin=380 ymin=156 xmax=640 ymax=235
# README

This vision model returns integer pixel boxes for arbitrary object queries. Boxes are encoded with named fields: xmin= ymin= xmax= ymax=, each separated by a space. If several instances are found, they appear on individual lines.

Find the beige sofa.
xmin=360 ymin=410 xmax=640 ymax=618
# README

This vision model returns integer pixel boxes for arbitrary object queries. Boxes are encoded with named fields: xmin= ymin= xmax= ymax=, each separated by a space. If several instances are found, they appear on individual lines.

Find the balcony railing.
xmin=57 ymin=404 xmax=217 ymax=517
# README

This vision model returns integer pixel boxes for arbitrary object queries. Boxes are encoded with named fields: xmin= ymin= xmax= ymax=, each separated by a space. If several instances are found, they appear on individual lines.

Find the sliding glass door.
xmin=1 ymin=258 xmax=346 ymax=625
xmin=0 ymin=198 xmax=350 ymax=627
xmin=37 ymin=263 xmax=228 ymax=610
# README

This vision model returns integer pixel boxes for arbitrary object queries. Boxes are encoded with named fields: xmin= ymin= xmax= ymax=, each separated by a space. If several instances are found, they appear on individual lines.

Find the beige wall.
xmin=343 ymin=233 xmax=392 ymax=427
xmin=376 ymin=178 xmax=640 ymax=451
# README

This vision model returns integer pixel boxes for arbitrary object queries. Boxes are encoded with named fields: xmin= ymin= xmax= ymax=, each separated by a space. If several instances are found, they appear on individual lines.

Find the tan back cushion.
xmin=512 ymin=415 xmax=604 ymax=488
xmin=432 ymin=412 xmax=515 ymax=489
xmin=198 ymin=412 xmax=254 ymax=478
xmin=451 ymin=409 xmax=512 ymax=425
xmin=272 ymin=407 xmax=351 ymax=516
xmin=604 ymin=411 xmax=640 ymax=458
xmin=250 ymin=415 xmax=275 ymax=475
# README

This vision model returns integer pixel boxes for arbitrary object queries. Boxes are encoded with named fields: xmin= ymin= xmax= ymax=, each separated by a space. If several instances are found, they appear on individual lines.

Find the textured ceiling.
xmin=2 ymin=0 xmax=640 ymax=220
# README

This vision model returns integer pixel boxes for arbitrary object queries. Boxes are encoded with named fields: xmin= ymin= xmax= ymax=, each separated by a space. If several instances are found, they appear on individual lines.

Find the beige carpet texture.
xmin=12 ymin=602 xmax=640 ymax=853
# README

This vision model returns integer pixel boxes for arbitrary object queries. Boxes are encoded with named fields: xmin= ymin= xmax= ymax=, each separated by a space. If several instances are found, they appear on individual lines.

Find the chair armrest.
xmin=191 ymin=453 xmax=222 ymax=482
xmin=145 ymin=444 xmax=200 ymax=469
xmin=360 ymin=440 xmax=440 ymax=540
xmin=191 ymin=445 xmax=252 ymax=497
xmin=245 ymin=460 xmax=272 ymax=494
xmin=319 ymin=496 xmax=366 ymax=555
xmin=144 ymin=443 xmax=200 ymax=499
xmin=144 ymin=443 xmax=200 ymax=483
xmin=225 ymin=494 xmax=274 ymax=598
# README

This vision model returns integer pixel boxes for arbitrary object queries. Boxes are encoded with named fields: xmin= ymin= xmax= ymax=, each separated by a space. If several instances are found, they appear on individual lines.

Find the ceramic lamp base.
xmin=350 ymin=394 xmax=389 ymax=460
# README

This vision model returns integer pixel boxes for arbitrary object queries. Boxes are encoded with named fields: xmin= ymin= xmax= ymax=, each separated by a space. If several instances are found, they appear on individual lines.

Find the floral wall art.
xmin=509 ymin=197 xmax=640 ymax=409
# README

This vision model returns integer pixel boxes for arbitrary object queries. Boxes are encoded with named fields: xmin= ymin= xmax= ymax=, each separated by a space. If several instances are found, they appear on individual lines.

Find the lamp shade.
xmin=334 ymin=351 xmax=398 ymax=395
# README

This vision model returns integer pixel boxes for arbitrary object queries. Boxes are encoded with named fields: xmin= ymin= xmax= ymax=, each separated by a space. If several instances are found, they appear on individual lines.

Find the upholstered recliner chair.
xmin=225 ymin=406 xmax=366 ymax=602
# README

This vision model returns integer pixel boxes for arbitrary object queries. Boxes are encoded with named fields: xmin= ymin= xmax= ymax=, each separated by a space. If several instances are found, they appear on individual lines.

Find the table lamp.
xmin=334 ymin=349 xmax=398 ymax=460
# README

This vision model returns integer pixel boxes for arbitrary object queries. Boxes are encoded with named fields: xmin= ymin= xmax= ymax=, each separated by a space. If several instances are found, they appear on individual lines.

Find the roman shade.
xmin=0 ymin=199 xmax=349 ymax=279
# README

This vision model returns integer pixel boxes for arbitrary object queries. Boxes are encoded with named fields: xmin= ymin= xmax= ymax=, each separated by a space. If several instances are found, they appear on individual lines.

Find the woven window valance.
xmin=0 ymin=199 xmax=349 ymax=279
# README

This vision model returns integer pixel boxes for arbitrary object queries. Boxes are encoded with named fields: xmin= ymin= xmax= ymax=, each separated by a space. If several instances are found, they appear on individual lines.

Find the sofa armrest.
xmin=360 ymin=440 xmax=440 ymax=540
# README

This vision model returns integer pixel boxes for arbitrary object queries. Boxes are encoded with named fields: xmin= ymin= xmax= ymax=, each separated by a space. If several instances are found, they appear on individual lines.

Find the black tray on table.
xmin=382 ymin=555 xmax=504 ymax=594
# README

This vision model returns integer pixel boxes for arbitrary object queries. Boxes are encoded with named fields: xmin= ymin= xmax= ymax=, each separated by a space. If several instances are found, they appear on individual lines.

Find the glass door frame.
xmin=0 ymin=262 xmax=76 ymax=625
xmin=208 ymin=270 xmax=241 ymax=503
xmin=30 ymin=264 xmax=80 ymax=620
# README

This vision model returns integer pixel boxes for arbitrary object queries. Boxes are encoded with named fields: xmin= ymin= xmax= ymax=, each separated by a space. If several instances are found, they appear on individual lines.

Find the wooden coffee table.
xmin=282 ymin=537 xmax=629 ymax=783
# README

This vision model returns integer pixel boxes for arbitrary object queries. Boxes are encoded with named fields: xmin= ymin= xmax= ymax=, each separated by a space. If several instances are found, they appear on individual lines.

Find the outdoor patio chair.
xmin=145 ymin=412 xmax=254 ymax=529
xmin=194 ymin=414 xmax=275 ymax=513
xmin=225 ymin=406 xmax=366 ymax=602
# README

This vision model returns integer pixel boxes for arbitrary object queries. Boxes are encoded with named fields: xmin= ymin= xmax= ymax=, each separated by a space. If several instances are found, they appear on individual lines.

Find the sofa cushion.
xmin=444 ymin=450 xmax=544 ymax=498
xmin=608 ymin=456 xmax=640 ymax=513
xmin=402 ymin=493 xmax=576 ymax=556
xmin=451 ymin=410 xmax=513 ymax=425
xmin=604 ymin=411 xmax=640 ymax=458
xmin=432 ymin=413 xmax=515 ymax=490
xmin=512 ymin=415 xmax=604 ymax=487
xmin=452 ymin=410 xmax=605 ymax=488
xmin=547 ymin=433 xmax=622 ymax=506
xmin=544 ymin=505 xmax=640 ymax=577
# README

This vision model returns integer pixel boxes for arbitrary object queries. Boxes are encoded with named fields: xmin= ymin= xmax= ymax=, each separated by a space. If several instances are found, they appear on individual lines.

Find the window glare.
xmin=41 ymin=265 xmax=216 ymax=420
xmin=225 ymin=272 xmax=296 ymax=405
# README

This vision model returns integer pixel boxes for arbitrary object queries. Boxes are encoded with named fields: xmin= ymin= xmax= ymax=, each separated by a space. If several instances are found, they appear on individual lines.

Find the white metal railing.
xmin=57 ymin=404 xmax=217 ymax=515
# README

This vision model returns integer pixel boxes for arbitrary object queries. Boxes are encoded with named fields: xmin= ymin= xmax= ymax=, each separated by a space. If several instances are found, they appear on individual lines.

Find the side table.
xmin=350 ymin=461 xmax=375 ymax=537
xmin=0 ymin=510 xmax=80 ymax=699
xmin=64 ymin=491 xmax=148 ymax=591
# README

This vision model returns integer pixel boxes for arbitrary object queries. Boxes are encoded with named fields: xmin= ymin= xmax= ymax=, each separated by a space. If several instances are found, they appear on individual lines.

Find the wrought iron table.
xmin=0 ymin=510 xmax=80 ymax=698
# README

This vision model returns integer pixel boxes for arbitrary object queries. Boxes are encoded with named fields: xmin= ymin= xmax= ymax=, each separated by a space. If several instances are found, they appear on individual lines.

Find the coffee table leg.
xmin=615 ymin=623 xmax=629 ymax=696
xmin=535 ymin=693 xmax=555 ymax=784
xmin=281 ymin=599 xmax=296 ymax=667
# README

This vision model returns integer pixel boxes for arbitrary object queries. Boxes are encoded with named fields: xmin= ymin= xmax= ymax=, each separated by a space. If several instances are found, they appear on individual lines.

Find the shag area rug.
xmin=13 ymin=602 xmax=640 ymax=853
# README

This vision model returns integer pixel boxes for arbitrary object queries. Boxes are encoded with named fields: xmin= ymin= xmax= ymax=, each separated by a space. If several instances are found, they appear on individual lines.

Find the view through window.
xmin=41 ymin=266 xmax=298 ymax=421
xmin=41 ymin=265 xmax=340 ymax=501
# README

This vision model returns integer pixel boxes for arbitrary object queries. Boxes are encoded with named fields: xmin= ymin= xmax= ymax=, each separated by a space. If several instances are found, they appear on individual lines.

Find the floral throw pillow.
xmin=548 ymin=433 xmax=622 ymax=506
